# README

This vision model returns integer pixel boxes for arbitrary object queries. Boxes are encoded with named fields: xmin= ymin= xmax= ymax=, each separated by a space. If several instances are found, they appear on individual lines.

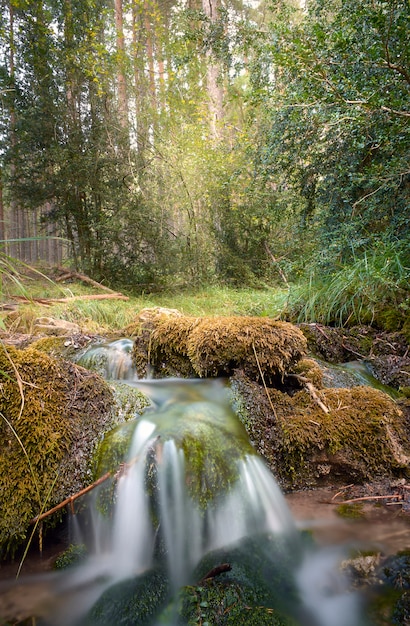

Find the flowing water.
xmin=0 ymin=341 xmax=382 ymax=625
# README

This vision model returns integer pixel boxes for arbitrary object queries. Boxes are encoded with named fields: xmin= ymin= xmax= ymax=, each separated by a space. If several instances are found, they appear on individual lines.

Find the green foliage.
xmin=83 ymin=568 xmax=170 ymax=626
xmin=54 ymin=543 xmax=88 ymax=570
xmin=245 ymin=0 xmax=410 ymax=289
xmin=284 ymin=245 xmax=410 ymax=328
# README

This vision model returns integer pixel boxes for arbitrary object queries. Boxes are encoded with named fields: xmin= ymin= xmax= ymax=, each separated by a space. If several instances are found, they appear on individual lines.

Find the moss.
xmin=179 ymin=534 xmax=300 ymax=625
xmin=150 ymin=315 xmax=198 ymax=378
xmin=150 ymin=395 xmax=255 ymax=509
xmin=187 ymin=317 xmax=306 ymax=381
xmin=109 ymin=381 xmax=151 ymax=421
xmin=290 ymin=358 xmax=324 ymax=388
xmin=0 ymin=344 xmax=115 ymax=558
xmin=131 ymin=310 xmax=307 ymax=383
xmin=277 ymin=386 xmax=410 ymax=487
xmin=83 ymin=568 xmax=170 ymax=626
xmin=128 ymin=307 xmax=188 ymax=378
xmin=231 ymin=372 xmax=410 ymax=490
xmin=54 ymin=543 xmax=88 ymax=569
xmin=336 ymin=503 xmax=364 ymax=519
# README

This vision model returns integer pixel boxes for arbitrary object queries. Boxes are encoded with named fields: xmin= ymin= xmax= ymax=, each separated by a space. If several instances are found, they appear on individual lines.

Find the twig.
xmin=331 ymin=484 xmax=354 ymax=501
xmin=340 ymin=343 xmax=366 ymax=360
xmin=288 ymin=374 xmax=330 ymax=413
xmin=312 ymin=324 xmax=330 ymax=341
xmin=332 ymin=494 xmax=403 ymax=505
xmin=30 ymin=472 xmax=111 ymax=524
xmin=252 ymin=343 xmax=277 ymax=419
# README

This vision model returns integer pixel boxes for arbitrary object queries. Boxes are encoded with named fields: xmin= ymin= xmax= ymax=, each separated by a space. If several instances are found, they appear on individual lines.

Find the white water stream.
xmin=0 ymin=341 xmax=366 ymax=625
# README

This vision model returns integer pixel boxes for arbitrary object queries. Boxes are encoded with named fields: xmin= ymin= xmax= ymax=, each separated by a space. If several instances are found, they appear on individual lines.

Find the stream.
xmin=0 ymin=338 xmax=409 ymax=625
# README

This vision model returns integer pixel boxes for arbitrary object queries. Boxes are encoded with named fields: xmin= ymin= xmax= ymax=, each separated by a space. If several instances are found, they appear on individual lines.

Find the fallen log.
xmin=13 ymin=293 xmax=129 ymax=305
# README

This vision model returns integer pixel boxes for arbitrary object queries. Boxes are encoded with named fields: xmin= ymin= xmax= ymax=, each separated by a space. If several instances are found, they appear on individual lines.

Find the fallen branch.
xmin=30 ymin=472 xmax=112 ymax=524
xmin=30 ymin=447 xmax=153 ymax=525
xmin=13 ymin=293 xmax=129 ymax=305
xmin=55 ymin=268 xmax=117 ymax=294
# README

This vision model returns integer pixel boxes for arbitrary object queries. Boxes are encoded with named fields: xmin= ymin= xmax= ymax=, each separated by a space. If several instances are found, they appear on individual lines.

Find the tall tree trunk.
xmin=202 ymin=0 xmax=224 ymax=139
xmin=7 ymin=1 xmax=19 ymax=259
xmin=114 ymin=0 xmax=129 ymax=137
xmin=132 ymin=0 xmax=148 ymax=162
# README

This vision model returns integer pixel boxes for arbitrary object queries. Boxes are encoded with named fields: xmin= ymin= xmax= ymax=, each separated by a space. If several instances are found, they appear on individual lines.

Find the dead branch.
xmin=30 ymin=472 xmax=111 ymax=524
xmin=288 ymin=374 xmax=330 ymax=413
xmin=55 ymin=268 xmax=117 ymax=294
xmin=13 ymin=293 xmax=129 ymax=305
xmin=199 ymin=563 xmax=232 ymax=584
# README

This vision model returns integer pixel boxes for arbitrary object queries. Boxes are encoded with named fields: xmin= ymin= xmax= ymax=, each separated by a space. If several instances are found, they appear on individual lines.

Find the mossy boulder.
xmin=177 ymin=534 xmax=300 ymax=625
xmin=83 ymin=568 xmax=170 ymax=626
xmin=0 ymin=344 xmax=116 ymax=557
xmin=130 ymin=310 xmax=307 ymax=382
xmin=93 ymin=380 xmax=255 ymax=512
xmin=231 ymin=371 xmax=410 ymax=490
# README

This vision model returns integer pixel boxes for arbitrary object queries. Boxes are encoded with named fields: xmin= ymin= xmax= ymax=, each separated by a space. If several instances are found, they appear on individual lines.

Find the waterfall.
xmin=2 ymin=364 xmax=363 ymax=626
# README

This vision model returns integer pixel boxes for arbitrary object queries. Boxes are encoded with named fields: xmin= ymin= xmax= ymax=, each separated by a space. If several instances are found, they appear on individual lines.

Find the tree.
xmin=247 ymin=0 xmax=410 ymax=269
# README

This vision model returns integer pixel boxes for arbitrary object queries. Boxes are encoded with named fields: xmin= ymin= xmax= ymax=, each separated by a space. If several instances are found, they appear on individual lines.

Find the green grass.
xmin=1 ymin=268 xmax=290 ymax=334
xmin=285 ymin=246 xmax=410 ymax=330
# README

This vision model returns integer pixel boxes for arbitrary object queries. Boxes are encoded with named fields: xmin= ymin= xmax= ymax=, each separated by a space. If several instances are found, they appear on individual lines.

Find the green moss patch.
xmin=131 ymin=310 xmax=307 ymax=382
xmin=0 ymin=344 xmax=115 ymax=557
xmin=231 ymin=372 xmax=410 ymax=490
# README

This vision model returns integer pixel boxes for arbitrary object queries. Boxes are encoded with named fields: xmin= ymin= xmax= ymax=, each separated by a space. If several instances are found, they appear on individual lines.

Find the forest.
xmin=0 ymin=0 xmax=409 ymax=332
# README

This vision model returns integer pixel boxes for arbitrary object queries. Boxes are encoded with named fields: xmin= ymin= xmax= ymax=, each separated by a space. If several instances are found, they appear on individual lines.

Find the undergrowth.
xmin=284 ymin=247 xmax=410 ymax=331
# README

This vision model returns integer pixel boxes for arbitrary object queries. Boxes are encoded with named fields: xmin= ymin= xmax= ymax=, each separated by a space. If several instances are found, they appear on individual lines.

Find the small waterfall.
xmin=75 ymin=338 xmax=136 ymax=380
xmin=29 ymin=378 xmax=362 ymax=626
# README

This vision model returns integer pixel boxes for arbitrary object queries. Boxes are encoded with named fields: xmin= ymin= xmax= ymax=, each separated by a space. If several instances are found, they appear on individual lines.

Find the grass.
xmin=1 ymin=245 xmax=408 ymax=335
xmin=285 ymin=246 xmax=410 ymax=330
xmin=0 ymin=267 xmax=290 ymax=334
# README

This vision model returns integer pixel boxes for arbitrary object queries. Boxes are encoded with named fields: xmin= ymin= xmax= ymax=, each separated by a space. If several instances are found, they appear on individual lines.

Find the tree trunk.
xmin=114 ymin=0 xmax=129 ymax=136
xmin=202 ymin=0 xmax=224 ymax=139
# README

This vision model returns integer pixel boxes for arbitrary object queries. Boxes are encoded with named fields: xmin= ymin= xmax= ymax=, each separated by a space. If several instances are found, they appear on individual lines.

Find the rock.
xmin=0 ymin=344 xmax=116 ymax=557
xmin=130 ymin=310 xmax=307 ymax=382
xmin=231 ymin=371 xmax=410 ymax=490
xmin=33 ymin=316 xmax=81 ymax=335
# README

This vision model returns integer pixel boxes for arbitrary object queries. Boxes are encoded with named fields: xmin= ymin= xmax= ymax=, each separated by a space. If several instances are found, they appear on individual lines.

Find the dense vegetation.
xmin=0 ymin=0 xmax=408 ymax=329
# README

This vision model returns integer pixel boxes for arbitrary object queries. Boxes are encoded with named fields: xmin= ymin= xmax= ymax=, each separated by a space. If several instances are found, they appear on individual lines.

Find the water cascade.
xmin=1 ymin=341 xmax=366 ymax=626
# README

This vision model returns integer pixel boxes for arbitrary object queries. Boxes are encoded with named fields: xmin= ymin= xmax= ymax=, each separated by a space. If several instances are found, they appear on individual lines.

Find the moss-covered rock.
xmin=130 ymin=310 xmax=307 ymax=383
xmin=177 ymin=534 xmax=300 ymax=625
xmin=231 ymin=372 xmax=410 ymax=490
xmin=83 ymin=568 xmax=170 ymax=626
xmin=128 ymin=307 xmax=193 ymax=378
xmin=0 ymin=344 xmax=116 ymax=557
